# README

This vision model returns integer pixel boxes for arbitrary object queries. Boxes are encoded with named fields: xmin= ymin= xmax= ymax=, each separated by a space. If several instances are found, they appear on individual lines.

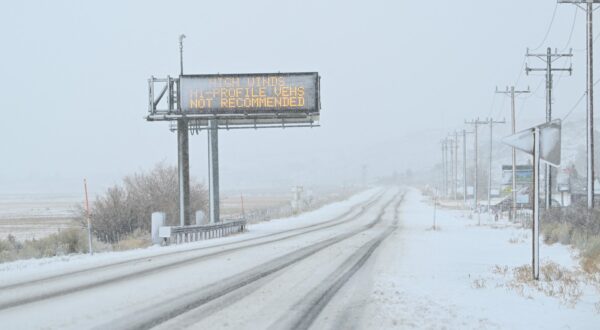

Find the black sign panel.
xmin=179 ymin=72 xmax=319 ymax=115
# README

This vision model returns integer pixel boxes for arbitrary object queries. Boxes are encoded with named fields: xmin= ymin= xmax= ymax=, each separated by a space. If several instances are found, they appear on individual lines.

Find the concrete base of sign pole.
xmin=196 ymin=210 xmax=206 ymax=225
xmin=151 ymin=212 xmax=166 ymax=245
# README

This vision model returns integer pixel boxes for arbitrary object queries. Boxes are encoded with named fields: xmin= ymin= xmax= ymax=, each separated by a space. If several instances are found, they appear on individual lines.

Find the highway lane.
xmin=0 ymin=187 xmax=404 ymax=330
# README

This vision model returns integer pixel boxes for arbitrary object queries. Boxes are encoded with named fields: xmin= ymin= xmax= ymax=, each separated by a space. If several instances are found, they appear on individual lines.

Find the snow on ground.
xmin=360 ymin=188 xmax=600 ymax=329
xmin=0 ymin=187 xmax=381 ymax=285
xmin=2 ymin=186 xmax=598 ymax=329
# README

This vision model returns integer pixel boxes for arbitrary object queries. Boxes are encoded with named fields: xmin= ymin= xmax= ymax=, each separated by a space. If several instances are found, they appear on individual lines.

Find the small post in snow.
xmin=84 ymin=178 xmax=93 ymax=255
xmin=433 ymin=190 xmax=437 ymax=231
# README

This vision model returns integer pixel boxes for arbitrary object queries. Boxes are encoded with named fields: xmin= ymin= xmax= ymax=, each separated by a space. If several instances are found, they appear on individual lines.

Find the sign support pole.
xmin=177 ymin=119 xmax=191 ymax=226
xmin=503 ymin=120 xmax=561 ymax=280
xmin=208 ymin=119 xmax=220 ymax=223
xmin=533 ymin=127 xmax=541 ymax=280
xmin=177 ymin=35 xmax=191 ymax=226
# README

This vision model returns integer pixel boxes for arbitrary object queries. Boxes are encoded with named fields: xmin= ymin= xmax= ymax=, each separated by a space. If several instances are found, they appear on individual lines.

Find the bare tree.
xmin=81 ymin=163 xmax=208 ymax=243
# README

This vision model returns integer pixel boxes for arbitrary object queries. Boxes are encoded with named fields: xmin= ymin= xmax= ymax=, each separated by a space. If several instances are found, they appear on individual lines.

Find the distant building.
xmin=501 ymin=165 xmax=533 ymax=207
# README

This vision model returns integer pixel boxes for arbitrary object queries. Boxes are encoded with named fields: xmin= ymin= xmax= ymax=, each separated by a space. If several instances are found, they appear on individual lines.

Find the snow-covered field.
xmin=0 ymin=193 xmax=79 ymax=241
xmin=0 ymin=186 xmax=598 ymax=329
xmin=357 ymin=189 xmax=600 ymax=329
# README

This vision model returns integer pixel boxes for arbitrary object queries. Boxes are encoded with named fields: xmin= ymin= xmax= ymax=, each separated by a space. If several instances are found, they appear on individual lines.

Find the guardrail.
xmin=160 ymin=220 xmax=247 ymax=245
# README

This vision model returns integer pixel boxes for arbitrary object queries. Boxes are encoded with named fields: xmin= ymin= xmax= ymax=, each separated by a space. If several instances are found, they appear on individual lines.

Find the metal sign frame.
xmin=503 ymin=119 xmax=562 ymax=280
xmin=147 ymin=73 xmax=321 ymax=129
xmin=146 ymin=70 xmax=321 ymax=228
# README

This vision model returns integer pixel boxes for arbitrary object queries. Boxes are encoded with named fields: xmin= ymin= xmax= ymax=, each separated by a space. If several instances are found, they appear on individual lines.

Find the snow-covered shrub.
xmin=80 ymin=163 xmax=208 ymax=243
xmin=0 ymin=228 xmax=97 ymax=263
xmin=542 ymin=204 xmax=600 ymax=273
xmin=582 ymin=237 xmax=600 ymax=273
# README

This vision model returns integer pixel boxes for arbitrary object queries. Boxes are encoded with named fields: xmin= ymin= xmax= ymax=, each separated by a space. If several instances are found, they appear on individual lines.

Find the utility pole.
xmin=462 ymin=129 xmax=474 ymax=207
xmin=526 ymin=47 xmax=573 ymax=208
xmin=447 ymin=132 xmax=461 ymax=202
xmin=447 ymin=136 xmax=456 ymax=200
xmin=445 ymin=138 xmax=450 ymax=197
xmin=454 ymin=131 xmax=459 ymax=201
xmin=441 ymin=139 xmax=448 ymax=197
xmin=177 ymin=34 xmax=191 ymax=226
xmin=465 ymin=118 xmax=490 ymax=214
xmin=558 ymin=0 xmax=599 ymax=209
xmin=486 ymin=118 xmax=506 ymax=213
xmin=496 ymin=86 xmax=530 ymax=219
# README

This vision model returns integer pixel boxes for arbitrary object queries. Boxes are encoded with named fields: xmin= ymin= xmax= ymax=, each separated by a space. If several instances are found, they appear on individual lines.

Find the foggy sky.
xmin=0 ymin=0 xmax=593 ymax=195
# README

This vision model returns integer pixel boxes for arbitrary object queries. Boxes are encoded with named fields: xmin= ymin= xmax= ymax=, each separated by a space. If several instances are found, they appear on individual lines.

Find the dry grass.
xmin=0 ymin=226 xmax=152 ymax=263
xmin=508 ymin=233 xmax=527 ymax=244
xmin=113 ymin=237 xmax=151 ymax=251
xmin=471 ymin=278 xmax=486 ymax=289
xmin=0 ymin=228 xmax=101 ymax=263
xmin=492 ymin=265 xmax=509 ymax=276
xmin=112 ymin=229 xmax=152 ymax=251
xmin=497 ymin=262 xmax=585 ymax=307
xmin=581 ymin=237 xmax=600 ymax=273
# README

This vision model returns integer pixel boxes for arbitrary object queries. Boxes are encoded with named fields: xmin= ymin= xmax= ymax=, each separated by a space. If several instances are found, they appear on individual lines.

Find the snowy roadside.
xmin=362 ymin=188 xmax=600 ymax=329
xmin=0 ymin=187 xmax=381 ymax=285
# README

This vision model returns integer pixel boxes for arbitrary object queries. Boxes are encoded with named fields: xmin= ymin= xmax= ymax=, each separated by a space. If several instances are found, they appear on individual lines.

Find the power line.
xmin=514 ymin=57 xmax=527 ymax=87
xmin=563 ymin=76 xmax=600 ymax=120
xmin=562 ymin=91 xmax=586 ymax=120
xmin=516 ymin=79 xmax=544 ymax=117
xmin=493 ymin=91 xmax=508 ymax=119
xmin=487 ymin=92 xmax=498 ymax=118
xmin=561 ymin=6 xmax=579 ymax=52
xmin=531 ymin=3 xmax=560 ymax=51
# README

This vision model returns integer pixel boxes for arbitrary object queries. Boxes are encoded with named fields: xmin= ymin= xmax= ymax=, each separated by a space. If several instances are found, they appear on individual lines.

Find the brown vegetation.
xmin=0 ymin=229 xmax=93 ymax=263
xmin=543 ymin=203 xmax=600 ymax=273
xmin=79 ymin=163 xmax=208 ymax=243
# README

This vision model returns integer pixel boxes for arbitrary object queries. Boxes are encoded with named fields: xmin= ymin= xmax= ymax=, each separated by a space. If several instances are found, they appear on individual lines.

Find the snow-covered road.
xmin=0 ymin=188 xmax=404 ymax=329
xmin=1 ymin=187 xmax=599 ymax=329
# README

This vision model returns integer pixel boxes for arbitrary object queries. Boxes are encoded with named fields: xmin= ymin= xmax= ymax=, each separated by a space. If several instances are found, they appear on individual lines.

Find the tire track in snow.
xmin=0 ymin=190 xmax=387 ymax=311
xmin=95 ymin=191 xmax=403 ymax=330
xmin=276 ymin=194 xmax=404 ymax=330
xmin=0 ymin=189 xmax=384 ymax=292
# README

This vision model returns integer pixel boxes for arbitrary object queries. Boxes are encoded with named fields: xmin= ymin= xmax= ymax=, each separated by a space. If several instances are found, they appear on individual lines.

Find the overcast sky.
xmin=0 ymin=0 xmax=593 ymax=195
